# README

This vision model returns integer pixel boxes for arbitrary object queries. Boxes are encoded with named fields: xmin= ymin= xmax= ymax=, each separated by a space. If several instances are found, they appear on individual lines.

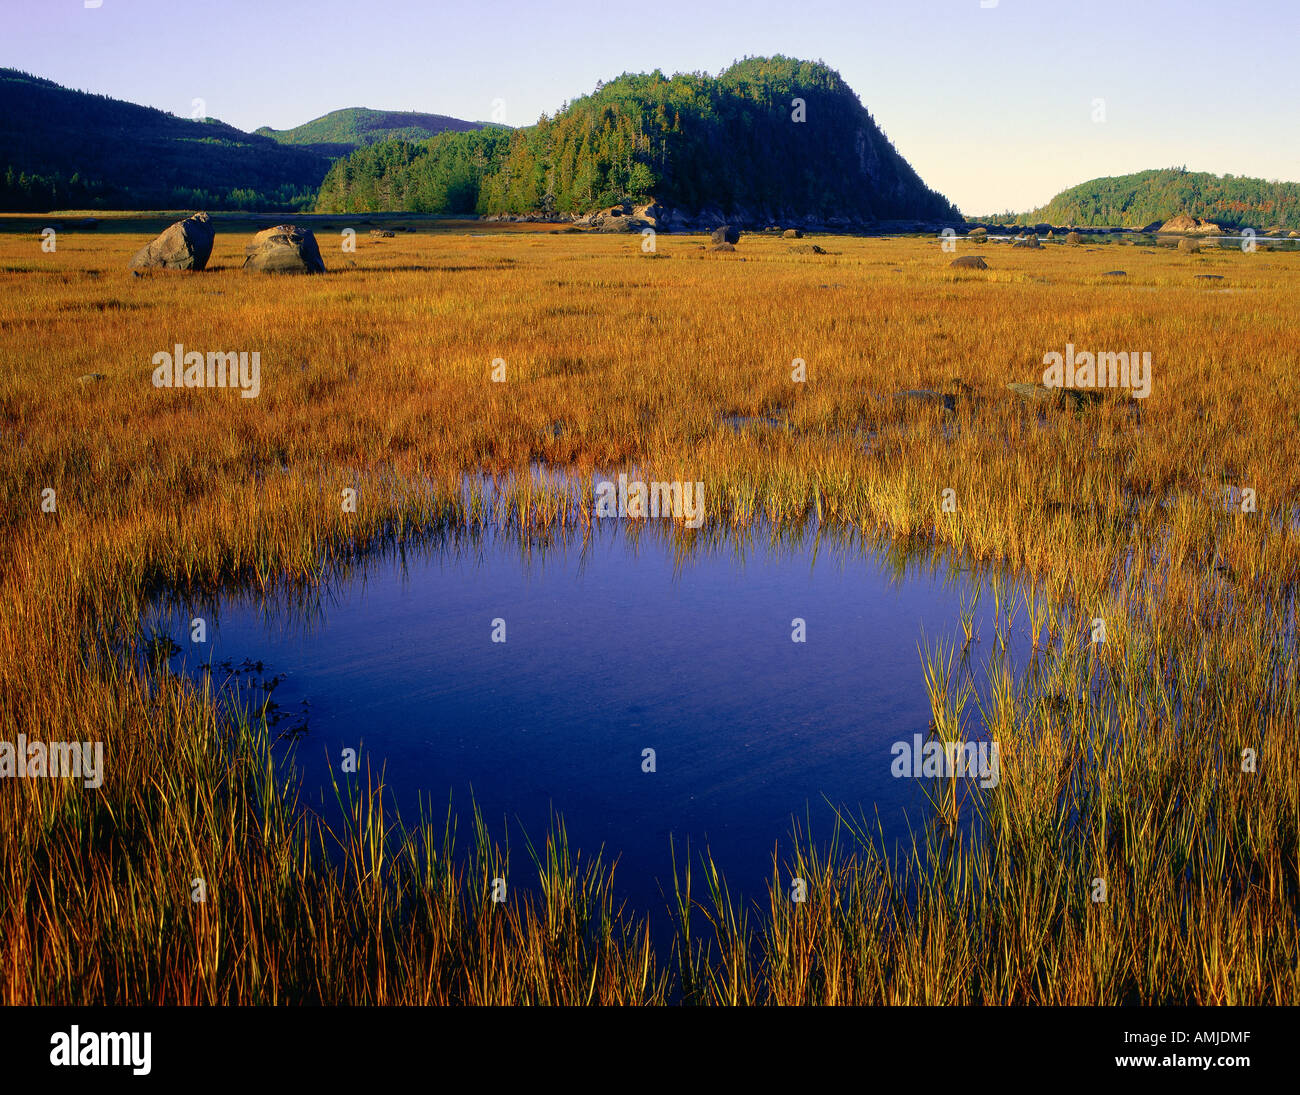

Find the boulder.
xmin=1177 ymin=238 xmax=1200 ymax=253
xmin=631 ymin=201 xmax=664 ymax=228
xmin=1013 ymin=237 xmax=1041 ymax=249
xmin=1066 ymin=232 xmax=1084 ymax=246
xmin=128 ymin=212 xmax=215 ymax=271
xmin=369 ymin=229 xmax=396 ymax=238
xmin=242 ymin=225 xmax=326 ymax=274
xmin=1007 ymin=382 xmax=1104 ymax=410
xmin=782 ymin=228 xmax=803 ymax=239
xmin=1289 ymin=231 xmax=1300 ymax=239
xmin=711 ymin=225 xmax=740 ymax=245
xmin=1102 ymin=270 xmax=1127 ymax=276
xmin=950 ymin=255 xmax=988 ymax=270
xmin=1158 ymin=214 xmax=1222 ymax=235
xmin=891 ymin=390 xmax=957 ymax=412
xmin=790 ymin=244 xmax=827 ymax=254
xmin=710 ymin=242 xmax=736 ymax=252
xmin=585 ymin=201 xmax=662 ymax=231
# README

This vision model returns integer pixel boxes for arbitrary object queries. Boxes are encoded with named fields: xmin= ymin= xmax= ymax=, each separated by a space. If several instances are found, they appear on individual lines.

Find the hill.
xmin=1012 ymin=168 xmax=1300 ymax=230
xmin=314 ymin=57 xmax=958 ymax=226
xmin=0 ymin=68 xmax=329 ymax=212
xmin=255 ymin=107 xmax=488 ymax=159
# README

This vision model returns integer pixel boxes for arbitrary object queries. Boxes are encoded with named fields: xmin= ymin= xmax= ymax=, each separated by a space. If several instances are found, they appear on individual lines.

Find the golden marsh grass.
xmin=1 ymin=217 xmax=1297 ymax=1003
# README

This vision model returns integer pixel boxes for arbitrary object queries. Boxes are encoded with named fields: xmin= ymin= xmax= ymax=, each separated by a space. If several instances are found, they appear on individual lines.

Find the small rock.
xmin=1007 ymin=382 xmax=1104 ymax=410
xmin=892 ymin=390 xmax=957 ymax=412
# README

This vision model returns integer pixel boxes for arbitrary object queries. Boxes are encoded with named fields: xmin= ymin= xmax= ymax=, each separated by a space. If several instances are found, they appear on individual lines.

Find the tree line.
xmin=315 ymin=57 xmax=958 ymax=222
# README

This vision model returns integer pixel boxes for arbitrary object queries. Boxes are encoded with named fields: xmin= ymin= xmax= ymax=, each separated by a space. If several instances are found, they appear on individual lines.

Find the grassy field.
xmin=1 ymin=216 xmax=1297 ymax=1003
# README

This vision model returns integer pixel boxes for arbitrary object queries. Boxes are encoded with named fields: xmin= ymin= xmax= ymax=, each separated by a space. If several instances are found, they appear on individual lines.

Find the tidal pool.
xmin=145 ymin=521 xmax=1028 ymax=913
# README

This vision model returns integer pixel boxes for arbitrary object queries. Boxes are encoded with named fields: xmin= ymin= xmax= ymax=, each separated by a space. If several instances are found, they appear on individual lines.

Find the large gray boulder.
xmin=711 ymin=225 xmax=740 ymax=245
xmin=242 ymin=225 xmax=325 ymax=274
xmin=129 ymin=212 xmax=215 ymax=271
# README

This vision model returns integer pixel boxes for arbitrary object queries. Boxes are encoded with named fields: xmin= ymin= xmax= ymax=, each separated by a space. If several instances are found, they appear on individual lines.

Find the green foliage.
xmin=255 ymin=107 xmax=487 ymax=159
xmin=0 ymin=68 xmax=326 ymax=212
xmin=314 ymin=129 xmax=514 ymax=214
xmin=1017 ymin=167 xmax=1300 ymax=230
xmin=316 ymin=57 xmax=958 ymax=221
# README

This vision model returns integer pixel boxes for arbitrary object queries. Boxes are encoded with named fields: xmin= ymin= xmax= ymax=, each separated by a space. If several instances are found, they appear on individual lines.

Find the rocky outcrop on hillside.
xmin=1158 ymin=214 xmax=1223 ymax=235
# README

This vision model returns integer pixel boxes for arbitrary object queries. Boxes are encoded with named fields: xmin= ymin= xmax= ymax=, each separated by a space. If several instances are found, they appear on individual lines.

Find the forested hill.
xmin=0 ymin=68 xmax=328 ymax=211
xmin=314 ymin=57 xmax=959 ymax=224
xmin=1015 ymin=168 xmax=1300 ymax=230
xmin=255 ymin=108 xmax=488 ymax=159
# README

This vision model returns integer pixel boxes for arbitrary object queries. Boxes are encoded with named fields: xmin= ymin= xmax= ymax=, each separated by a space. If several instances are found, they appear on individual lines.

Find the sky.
xmin=4 ymin=0 xmax=1297 ymax=214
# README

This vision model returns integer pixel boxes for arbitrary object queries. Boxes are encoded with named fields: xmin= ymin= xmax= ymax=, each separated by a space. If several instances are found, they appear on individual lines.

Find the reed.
xmin=0 ymin=219 xmax=1296 ymax=1003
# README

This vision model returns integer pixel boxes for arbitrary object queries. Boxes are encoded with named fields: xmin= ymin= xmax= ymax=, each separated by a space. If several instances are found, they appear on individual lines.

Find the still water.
xmin=147 ymin=521 xmax=1024 ymax=912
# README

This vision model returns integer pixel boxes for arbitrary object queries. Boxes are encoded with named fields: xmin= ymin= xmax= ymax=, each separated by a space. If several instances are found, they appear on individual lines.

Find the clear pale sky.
xmin=4 ymin=0 xmax=1297 ymax=214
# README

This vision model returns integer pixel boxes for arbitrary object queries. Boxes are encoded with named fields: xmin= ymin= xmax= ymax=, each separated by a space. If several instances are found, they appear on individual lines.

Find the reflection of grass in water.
xmin=3 ymin=225 xmax=1298 ymax=1003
